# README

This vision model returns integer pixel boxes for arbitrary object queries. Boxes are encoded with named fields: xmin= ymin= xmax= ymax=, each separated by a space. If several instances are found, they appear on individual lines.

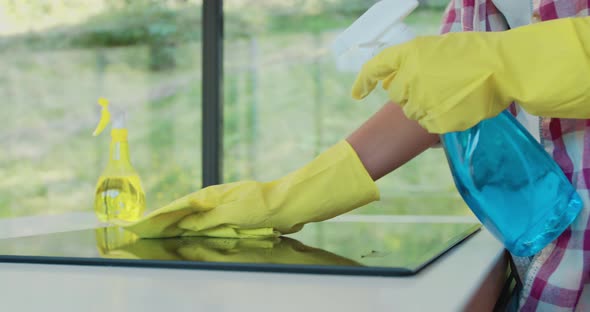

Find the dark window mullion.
xmin=201 ymin=0 xmax=224 ymax=187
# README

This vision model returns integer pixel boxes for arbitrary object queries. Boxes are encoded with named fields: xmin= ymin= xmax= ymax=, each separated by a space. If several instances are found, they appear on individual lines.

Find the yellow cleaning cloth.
xmin=115 ymin=194 xmax=278 ymax=239
xmin=352 ymin=17 xmax=590 ymax=133
xmin=121 ymin=140 xmax=379 ymax=239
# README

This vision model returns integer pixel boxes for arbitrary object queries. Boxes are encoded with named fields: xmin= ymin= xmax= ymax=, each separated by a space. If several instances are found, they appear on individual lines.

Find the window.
xmin=0 ymin=0 xmax=203 ymax=217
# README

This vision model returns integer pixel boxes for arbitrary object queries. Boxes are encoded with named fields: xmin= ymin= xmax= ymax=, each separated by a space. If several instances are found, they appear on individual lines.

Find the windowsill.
xmin=0 ymin=213 xmax=506 ymax=311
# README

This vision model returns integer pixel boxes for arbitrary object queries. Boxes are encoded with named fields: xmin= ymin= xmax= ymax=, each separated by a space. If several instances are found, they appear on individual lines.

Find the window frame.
xmin=201 ymin=0 xmax=224 ymax=187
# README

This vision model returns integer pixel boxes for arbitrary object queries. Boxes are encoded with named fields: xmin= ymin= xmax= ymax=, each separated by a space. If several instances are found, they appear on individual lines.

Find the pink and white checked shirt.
xmin=439 ymin=0 xmax=590 ymax=310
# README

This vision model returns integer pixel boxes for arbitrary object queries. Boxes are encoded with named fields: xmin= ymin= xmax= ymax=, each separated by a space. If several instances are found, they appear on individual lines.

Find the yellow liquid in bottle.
xmin=94 ymin=131 xmax=146 ymax=222
xmin=94 ymin=175 xmax=146 ymax=222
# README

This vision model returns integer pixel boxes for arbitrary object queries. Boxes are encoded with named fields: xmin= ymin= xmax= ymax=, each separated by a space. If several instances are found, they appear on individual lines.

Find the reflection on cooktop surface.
xmin=0 ymin=221 xmax=480 ymax=276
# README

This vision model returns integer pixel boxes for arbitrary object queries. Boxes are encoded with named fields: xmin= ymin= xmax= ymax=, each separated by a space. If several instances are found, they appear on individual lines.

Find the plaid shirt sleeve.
xmin=437 ymin=1 xmax=590 ymax=311
xmin=439 ymin=0 xmax=509 ymax=33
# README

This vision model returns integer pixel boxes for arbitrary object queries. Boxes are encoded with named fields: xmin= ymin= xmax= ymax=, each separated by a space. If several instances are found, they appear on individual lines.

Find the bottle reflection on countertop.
xmin=95 ymin=227 xmax=139 ymax=257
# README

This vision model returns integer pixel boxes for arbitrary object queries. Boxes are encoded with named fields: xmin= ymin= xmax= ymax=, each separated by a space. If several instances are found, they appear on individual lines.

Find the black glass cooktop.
xmin=0 ymin=220 xmax=480 ymax=276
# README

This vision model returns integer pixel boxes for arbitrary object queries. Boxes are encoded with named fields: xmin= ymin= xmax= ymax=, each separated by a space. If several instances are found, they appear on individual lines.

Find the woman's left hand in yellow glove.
xmin=122 ymin=140 xmax=379 ymax=239
xmin=352 ymin=17 xmax=590 ymax=133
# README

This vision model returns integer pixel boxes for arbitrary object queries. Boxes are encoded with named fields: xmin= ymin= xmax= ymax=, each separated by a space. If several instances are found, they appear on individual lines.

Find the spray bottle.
xmin=332 ymin=0 xmax=582 ymax=257
xmin=93 ymin=98 xmax=146 ymax=222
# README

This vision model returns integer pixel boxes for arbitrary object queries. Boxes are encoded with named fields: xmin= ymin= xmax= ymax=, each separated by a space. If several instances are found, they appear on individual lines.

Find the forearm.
xmin=346 ymin=101 xmax=440 ymax=181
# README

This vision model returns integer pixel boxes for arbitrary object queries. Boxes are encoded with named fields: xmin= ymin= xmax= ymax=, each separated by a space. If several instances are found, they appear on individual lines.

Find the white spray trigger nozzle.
xmin=331 ymin=0 xmax=419 ymax=72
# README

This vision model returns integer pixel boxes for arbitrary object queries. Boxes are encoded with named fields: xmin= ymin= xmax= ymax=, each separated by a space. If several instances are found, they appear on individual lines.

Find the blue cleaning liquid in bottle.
xmin=331 ymin=0 xmax=583 ymax=257
xmin=441 ymin=111 xmax=582 ymax=256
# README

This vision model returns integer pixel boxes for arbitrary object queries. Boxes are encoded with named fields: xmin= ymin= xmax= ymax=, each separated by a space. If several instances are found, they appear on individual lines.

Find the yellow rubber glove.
xmin=352 ymin=17 xmax=590 ymax=133
xmin=123 ymin=140 xmax=379 ymax=238
xmin=100 ymin=236 xmax=362 ymax=266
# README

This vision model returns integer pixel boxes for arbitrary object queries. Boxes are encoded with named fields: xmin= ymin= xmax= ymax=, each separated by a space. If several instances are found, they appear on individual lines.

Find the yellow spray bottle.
xmin=93 ymin=98 xmax=146 ymax=222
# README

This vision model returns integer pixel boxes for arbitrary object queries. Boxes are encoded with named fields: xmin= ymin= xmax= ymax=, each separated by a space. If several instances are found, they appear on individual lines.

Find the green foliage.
xmin=0 ymin=2 xmax=201 ymax=51
xmin=0 ymin=1 xmax=444 ymax=50
xmin=68 ymin=5 xmax=196 ymax=48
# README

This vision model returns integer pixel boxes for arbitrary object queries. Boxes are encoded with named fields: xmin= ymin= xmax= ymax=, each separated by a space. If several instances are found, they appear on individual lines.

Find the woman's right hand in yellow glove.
xmin=352 ymin=17 xmax=590 ymax=133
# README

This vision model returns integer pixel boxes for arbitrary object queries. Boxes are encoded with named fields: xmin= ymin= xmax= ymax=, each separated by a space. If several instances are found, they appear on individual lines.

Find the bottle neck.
xmin=108 ymin=129 xmax=132 ymax=166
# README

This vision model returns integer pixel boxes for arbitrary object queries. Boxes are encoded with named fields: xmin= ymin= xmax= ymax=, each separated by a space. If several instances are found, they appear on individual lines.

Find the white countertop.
xmin=0 ymin=213 xmax=505 ymax=312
